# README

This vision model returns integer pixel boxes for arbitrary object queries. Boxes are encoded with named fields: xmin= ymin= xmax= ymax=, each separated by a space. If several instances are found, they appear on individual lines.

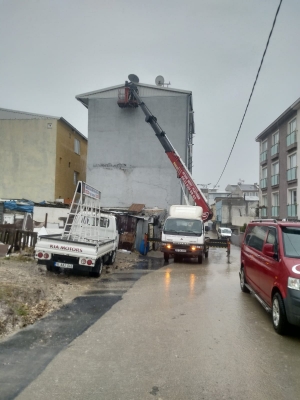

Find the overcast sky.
xmin=1 ymin=0 xmax=299 ymax=190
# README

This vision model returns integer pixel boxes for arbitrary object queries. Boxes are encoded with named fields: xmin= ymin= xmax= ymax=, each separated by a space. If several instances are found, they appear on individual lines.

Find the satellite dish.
xmin=155 ymin=75 xmax=165 ymax=86
xmin=128 ymin=74 xmax=139 ymax=83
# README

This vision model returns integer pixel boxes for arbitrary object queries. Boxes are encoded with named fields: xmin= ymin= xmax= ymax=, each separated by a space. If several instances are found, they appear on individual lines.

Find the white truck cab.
xmin=161 ymin=205 xmax=209 ymax=264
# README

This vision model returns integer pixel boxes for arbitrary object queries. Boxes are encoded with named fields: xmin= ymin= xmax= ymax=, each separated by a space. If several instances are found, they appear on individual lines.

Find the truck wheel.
xmin=90 ymin=258 xmax=103 ymax=278
xmin=108 ymin=250 xmax=116 ymax=265
xmin=240 ymin=267 xmax=250 ymax=293
xmin=164 ymin=253 xmax=169 ymax=262
xmin=198 ymin=254 xmax=203 ymax=264
xmin=272 ymin=292 xmax=288 ymax=335
xmin=204 ymin=250 xmax=209 ymax=258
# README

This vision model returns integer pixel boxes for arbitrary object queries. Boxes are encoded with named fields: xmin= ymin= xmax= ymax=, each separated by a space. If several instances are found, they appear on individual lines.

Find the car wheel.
xmin=164 ymin=253 xmax=169 ymax=262
xmin=240 ymin=268 xmax=250 ymax=293
xmin=90 ymin=258 xmax=103 ymax=278
xmin=198 ymin=254 xmax=203 ymax=264
xmin=272 ymin=292 xmax=288 ymax=335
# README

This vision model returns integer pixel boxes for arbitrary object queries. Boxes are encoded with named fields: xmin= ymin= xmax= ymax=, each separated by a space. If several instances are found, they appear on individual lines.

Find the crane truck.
xmin=121 ymin=78 xmax=213 ymax=263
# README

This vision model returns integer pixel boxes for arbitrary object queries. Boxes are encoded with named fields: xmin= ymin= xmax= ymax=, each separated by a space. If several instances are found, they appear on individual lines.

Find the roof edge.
xmin=76 ymin=82 xmax=192 ymax=99
xmin=255 ymin=97 xmax=300 ymax=142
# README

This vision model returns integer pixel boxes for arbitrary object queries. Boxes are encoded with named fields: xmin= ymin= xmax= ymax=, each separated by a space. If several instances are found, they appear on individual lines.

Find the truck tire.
xmin=107 ymin=250 xmax=116 ymax=265
xmin=164 ymin=253 xmax=169 ymax=262
xmin=204 ymin=250 xmax=209 ymax=258
xmin=272 ymin=292 xmax=288 ymax=335
xmin=198 ymin=254 xmax=203 ymax=264
xmin=90 ymin=258 xmax=103 ymax=278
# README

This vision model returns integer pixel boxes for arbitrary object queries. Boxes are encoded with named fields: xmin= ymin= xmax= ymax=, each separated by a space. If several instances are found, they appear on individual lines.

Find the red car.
xmin=240 ymin=220 xmax=300 ymax=334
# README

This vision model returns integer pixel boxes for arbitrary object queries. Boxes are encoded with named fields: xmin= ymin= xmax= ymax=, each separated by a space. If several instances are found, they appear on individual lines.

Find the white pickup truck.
xmin=161 ymin=205 xmax=209 ymax=264
xmin=34 ymin=182 xmax=119 ymax=277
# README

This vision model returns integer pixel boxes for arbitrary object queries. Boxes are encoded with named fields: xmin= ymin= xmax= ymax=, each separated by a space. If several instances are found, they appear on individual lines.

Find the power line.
xmin=213 ymin=0 xmax=283 ymax=189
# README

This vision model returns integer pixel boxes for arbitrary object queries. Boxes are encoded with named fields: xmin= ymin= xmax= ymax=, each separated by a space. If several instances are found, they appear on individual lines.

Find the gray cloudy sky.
xmin=1 ymin=0 xmax=299 ymax=190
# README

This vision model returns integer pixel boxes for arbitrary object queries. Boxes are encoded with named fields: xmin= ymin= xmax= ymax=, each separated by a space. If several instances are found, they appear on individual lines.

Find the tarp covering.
xmin=4 ymin=200 xmax=34 ymax=213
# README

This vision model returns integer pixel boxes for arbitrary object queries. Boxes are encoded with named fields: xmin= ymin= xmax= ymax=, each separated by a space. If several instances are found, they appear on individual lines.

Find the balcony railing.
xmin=287 ymin=204 xmax=297 ymax=217
xmin=287 ymin=167 xmax=297 ymax=181
xmin=261 ymin=208 xmax=267 ymax=218
xmin=271 ymin=174 xmax=279 ymax=186
xmin=260 ymin=178 xmax=268 ymax=189
xmin=260 ymin=150 xmax=267 ymax=163
xmin=287 ymin=131 xmax=297 ymax=147
xmin=271 ymin=206 xmax=279 ymax=218
xmin=271 ymin=143 xmax=279 ymax=157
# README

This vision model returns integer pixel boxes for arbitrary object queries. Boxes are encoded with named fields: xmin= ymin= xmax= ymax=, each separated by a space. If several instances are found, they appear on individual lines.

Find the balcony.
xmin=260 ymin=178 xmax=268 ymax=190
xmin=261 ymin=208 xmax=267 ymax=218
xmin=260 ymin=150 xmax=267 ymax=164
xmin=287 ymin=131 xmax=297 ymax=150
xmin=271 ymin=174 xmax=279 ymax=187
xmin=287 ymin=204 xmax=297 ymax=218
xmin=271 ymin=143 xmax=279 ymax=159
xmin=271 ymin=206 xmax=279 ymax=218
xmin=287 ymin=167 xmax=297 ymax=182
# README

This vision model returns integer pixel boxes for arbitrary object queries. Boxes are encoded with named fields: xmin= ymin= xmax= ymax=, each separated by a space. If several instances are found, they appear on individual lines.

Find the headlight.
xmin=288 ymin=277 xmax=300 ymax=290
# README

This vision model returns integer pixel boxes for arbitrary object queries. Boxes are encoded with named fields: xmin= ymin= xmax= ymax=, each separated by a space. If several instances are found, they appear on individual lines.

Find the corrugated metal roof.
xmin=0 ymin=108 xmax=87 ymax=140
xmin=128 ymin=203 xmax=145 ymax=213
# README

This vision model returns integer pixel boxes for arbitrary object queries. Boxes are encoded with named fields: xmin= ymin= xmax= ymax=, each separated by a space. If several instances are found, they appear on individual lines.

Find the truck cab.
xmin=161 ymin=205 xmax=208 ymax=264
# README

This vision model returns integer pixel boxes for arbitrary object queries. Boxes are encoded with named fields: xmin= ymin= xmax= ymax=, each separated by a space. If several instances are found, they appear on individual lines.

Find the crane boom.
xmin=125 ymin=81 xmax=213 ymax=222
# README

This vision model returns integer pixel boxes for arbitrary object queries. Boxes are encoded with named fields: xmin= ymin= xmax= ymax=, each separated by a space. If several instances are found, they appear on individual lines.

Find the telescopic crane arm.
xmin=126 ymin=81 xmax=213 ymax=222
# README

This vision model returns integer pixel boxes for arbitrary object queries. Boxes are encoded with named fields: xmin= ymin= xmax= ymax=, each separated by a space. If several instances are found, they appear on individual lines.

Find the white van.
xmin=217 ymin=227 xmax=232 ymax=239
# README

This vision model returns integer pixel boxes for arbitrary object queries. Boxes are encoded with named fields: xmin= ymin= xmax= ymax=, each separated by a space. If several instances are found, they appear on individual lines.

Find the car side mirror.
xmin=263 ymin=243 xmax=276 ymax=259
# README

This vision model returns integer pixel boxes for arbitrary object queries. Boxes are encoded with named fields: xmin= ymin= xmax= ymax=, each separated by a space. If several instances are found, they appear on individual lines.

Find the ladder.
xmin=62 ymin=181 xmax=102 ymax=243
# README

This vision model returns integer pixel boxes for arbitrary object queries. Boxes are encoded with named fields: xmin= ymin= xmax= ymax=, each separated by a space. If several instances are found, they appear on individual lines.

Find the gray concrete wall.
xmin=87 ymin=95 xmax=189 ymax=209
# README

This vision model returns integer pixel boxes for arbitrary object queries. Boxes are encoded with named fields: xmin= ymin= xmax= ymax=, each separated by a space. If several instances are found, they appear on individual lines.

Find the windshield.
xmin=163 ymin=218 xmax=203 ymax=236
xmin=221 ymin=228 xmax=231 ymax=233
xmin=282 ymin=227 xmax=300 ymax=258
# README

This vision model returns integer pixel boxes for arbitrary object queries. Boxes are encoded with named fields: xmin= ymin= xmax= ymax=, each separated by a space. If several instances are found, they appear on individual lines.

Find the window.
xmin=246 ymin=225 xmax=268 ymax=251
xmin=260 ymin=140 xmax=268 ymax=163
xmin=272 ymin=192 xmax=279 ymax=217
xmin=272 ymin=132 xmax=279 ymax=145
xmin=287 ymin=153 xmax=297 ymax=181
xmin=261 ymin=140 xmax=268 ymax=152
xmin=262 ymin=195 xmax=267 ymax=207
xmin=287 ymin=189 xmax=297 ymax=217
xmin=289 ymin=118 xmax=296 ymax=134
xmin=261 ymin=167 xmax=268 ymax=189
xmin=271 ymin=162 xmax=279 ymax=186
xmin=282 ymin=227 xmax=300 ymax=258
xmin=287 ymin=119 xmax=297 ymax=146
xmin=289 ymin=189 xmax=297 ymax=205
xmin=289 ymin=153 xmax=297 ymax=168
xmin=272 ymin=162 xmax=279 ymax=175
xmin=261 ymin=195 xmax=267 ymax=217
xmin=266 ymin=228 xmax=277 ymax=246
xmin=74 ymin=138 xmax=80 ymax=155
xmin=74 ymin=171 xmax=79 ymax=185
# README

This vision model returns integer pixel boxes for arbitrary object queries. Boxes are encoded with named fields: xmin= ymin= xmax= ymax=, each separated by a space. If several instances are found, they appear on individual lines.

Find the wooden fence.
xmin=0 ymin=227 xmax=37 ymax=253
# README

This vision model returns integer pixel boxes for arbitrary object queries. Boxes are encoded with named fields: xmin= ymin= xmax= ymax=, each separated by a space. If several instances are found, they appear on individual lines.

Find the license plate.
xmin=175 ymin=249 xmax=186 ymax=252
xmin=55 ymin=262 xmax=73 ymax=269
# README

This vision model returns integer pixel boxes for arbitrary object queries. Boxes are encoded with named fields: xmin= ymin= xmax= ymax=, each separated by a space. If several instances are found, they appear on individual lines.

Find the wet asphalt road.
xmin=1 ymin=245 xmax=300 ymax=400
